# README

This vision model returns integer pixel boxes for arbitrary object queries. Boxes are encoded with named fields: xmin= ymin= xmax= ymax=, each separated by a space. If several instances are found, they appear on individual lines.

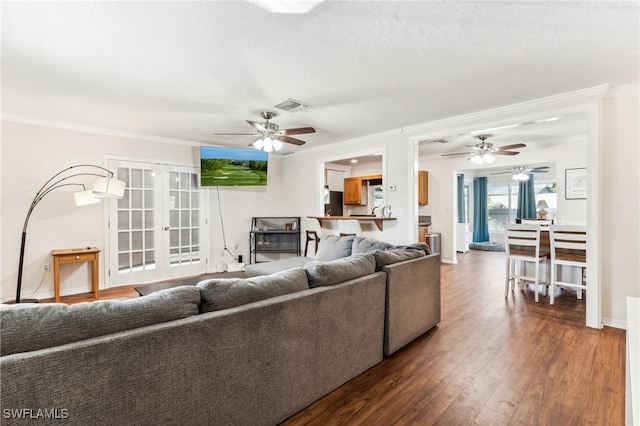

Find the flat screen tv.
xmin=200 ymin=146 xmax=268 ymax=186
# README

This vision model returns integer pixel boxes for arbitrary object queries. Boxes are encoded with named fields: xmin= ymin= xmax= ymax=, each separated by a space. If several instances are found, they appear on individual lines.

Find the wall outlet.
xmin=389 ymin=185 xmax=397 ymax=191
xmin=396 ymin=208 xmax=405 ymax=217
xmin=43 ymin=263 xmax=50 ymax=272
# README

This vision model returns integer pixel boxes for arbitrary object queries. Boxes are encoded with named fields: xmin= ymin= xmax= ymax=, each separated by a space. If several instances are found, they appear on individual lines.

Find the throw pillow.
xmin=351 ymin=236 xmax=393 ymax=255
xmin=197 ymin=267 xmax=309 ymax=313
xmin=0 ymin=285 xmax=201 ymax=357
xmin=314 ymin=235 xmax=355 ymax=261
xmin=305 ymin=253 xmax=376 ymax=288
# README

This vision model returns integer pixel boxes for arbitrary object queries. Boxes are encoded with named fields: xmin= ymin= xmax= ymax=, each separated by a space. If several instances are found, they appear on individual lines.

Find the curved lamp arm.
xmin=14 ymin=164 xmax=123 ymax=303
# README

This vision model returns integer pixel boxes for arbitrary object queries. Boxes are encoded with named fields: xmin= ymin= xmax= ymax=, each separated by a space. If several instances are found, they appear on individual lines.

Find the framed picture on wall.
xmin=565 ymin=168 xmax=587 ymax=199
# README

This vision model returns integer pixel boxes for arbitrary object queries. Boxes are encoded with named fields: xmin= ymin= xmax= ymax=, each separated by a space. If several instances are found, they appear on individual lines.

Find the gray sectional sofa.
xmin=0 ymin=236 xmax=440 ymax=425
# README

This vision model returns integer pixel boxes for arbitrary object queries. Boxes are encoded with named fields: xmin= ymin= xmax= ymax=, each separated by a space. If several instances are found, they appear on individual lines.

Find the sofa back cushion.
xmin=0 ymin=286 xmax=201 ymax=356
xmin=305 ymin=253 xmax=376 ymax=288
xmin=198 ymin=267 xmax=309 ymax=313
xmin=351 ymin=236 xmax=393 ymax=255
xmin=372 ymin=248 xmax=425 ymax=270
xmin=314 ymin=235 xmax=355 ymax=261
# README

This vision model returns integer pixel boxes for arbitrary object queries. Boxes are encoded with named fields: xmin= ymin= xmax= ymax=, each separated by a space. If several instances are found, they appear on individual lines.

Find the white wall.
xmin=601 ymin=89 xmax=640 ymax=327
xmin=0 ymin=121 xmax=197 ymax=300
xmin=206 ymin=155 xmax=288 ymax=265
xmin=278 ymin=131 xmax=414 ymax=245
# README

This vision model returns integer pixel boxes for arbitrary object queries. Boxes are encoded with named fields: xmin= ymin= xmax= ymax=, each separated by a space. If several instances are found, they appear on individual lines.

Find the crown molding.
xmin=0 ymin=114 xmax=203 ymax=147
xmin=606 ymin=83 xmax=640 ymax=98
xmin=403 ymin=85 xmax=610 ymax=140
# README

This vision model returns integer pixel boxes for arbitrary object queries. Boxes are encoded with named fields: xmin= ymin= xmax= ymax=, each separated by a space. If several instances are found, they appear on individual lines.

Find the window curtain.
xmin=517 ymin=174 xmax=537 ymax=219
xmin=473 ymin=177 xmax=489 ymax=242
xmin=457 ymin=174 xmax=465 ymax=223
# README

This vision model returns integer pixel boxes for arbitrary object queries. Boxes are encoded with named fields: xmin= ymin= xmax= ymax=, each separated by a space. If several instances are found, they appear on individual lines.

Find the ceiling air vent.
xmin=274 ymin=98 xmax=310 ymax=112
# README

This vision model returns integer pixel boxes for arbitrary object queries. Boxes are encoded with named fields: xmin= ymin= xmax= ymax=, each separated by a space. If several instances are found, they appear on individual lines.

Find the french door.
xmin=107 ymin=159 xmax=207 ymax=286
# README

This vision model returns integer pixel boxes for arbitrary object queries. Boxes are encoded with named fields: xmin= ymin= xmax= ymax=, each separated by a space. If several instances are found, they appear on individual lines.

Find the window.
xmin=487 ymin=181 xmax=557 ymax=231
xmin=488 ymin=183 xmax=518 ymax=230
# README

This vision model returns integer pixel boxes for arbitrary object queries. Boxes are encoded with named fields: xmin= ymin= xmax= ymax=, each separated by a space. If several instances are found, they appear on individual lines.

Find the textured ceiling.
xmin=2 ymin=1 xmax=638 ymax=152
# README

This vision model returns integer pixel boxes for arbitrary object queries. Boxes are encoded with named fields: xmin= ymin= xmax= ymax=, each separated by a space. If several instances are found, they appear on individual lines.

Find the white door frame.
xmin=403 ymin=85 xmax=607 ymax=329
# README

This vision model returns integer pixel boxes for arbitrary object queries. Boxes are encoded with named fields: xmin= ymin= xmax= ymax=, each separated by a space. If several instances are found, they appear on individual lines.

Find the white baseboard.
xmin=441 ymin=258 xmax=456 ymax=264
xmin=602 ymin=316 xmax=626 ymax=330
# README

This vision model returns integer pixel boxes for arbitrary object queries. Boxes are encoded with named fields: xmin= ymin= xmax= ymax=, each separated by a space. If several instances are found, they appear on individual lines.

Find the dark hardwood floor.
xmin=283 ymin=250 xmax=625 ymax=426
xmin=43 ymin=250 xmax=626 ymax=425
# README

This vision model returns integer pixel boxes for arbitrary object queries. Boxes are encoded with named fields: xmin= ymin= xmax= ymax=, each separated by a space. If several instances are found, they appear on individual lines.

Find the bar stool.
xmin=505 ymin=224 xmax=547 ymax=302
xmin=304 ymin=218 xmax=322 ymax=257
xmin=549 ymin=225 xmax=587 ymax=305
xmin=337 ymin=220 xmax=363 ymax=237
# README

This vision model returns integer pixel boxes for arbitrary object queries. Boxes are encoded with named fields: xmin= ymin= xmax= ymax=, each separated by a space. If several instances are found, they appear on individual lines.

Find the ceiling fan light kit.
xmin=490 ymin=165 xmax=550 ymax=181
xmin=512 ymin=171 xmax=530 ymax=181
xmin=470 ymin=153 xmax=495 ymax=165
xmin=213 ymin=111 xmax=315 ymax=153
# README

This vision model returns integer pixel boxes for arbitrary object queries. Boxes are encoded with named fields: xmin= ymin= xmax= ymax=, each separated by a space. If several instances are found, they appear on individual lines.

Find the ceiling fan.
xmin=491 ymin=165 xmax=550 ymax=181
xmin=440 ymin=134 xmax=526 ymax=164
xmin=212 ymin=111 xmax=315 ymax=152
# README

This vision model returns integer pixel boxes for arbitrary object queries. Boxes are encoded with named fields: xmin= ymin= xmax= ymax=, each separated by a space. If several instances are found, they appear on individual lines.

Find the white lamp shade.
xmin=262 ymin=138 xmax=273 ymax=153
xmin=272 ymin=139 xmax=283 ymax=151
xmin=252 ymin=138 xmax=264 ymax=150
xmin=470 ymin=155 xmax=483 ymax=165
xmin=483 ymin=154 xmax=495 ymax=164
xmin=537 ymin=200 xmax=549 ymax=209
xmin=92 ymin=177 xmax=126 ymax=198
xmin=73 ymin=190 xmax=101 ymax=206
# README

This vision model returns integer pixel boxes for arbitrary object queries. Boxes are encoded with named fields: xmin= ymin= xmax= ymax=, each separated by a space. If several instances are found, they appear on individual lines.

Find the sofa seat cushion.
xmin=0 ymin=285 xmax=201 ymax=356
xmin=305 ymin=253 xmax=376 ymax=288
xmin=351 ymin=236 xmax=393 ymax=255
xmin=197 ymin=267 xmax=309 ymax=313
xmin=244 ymin=257 xmax=312 ymax=277
xmin=373 ymin=248 xmax=425 ymax=270
xmin=314 ymin=235 xmax=355 ymax=261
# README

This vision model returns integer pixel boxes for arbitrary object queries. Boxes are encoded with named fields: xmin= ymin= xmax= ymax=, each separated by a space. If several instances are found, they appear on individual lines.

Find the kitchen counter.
xmin=308 ymin=215 xmax=396 ymax=231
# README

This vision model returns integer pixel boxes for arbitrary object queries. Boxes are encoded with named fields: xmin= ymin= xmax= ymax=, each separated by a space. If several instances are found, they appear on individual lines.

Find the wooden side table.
xmin=51 ymin=247 xmax=101 ymax=302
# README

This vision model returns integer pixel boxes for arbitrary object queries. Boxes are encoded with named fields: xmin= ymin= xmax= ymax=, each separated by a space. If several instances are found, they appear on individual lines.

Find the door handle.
xmin=164 ymin=226 xmax=170 ymax=231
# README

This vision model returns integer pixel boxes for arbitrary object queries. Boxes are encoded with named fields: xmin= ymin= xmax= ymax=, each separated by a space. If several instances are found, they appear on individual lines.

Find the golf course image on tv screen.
xmin=200 ymin=146 xmax=268 ymax=186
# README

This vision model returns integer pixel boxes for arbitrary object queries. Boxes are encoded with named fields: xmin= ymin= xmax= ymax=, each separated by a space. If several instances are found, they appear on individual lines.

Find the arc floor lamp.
xmin=10 ymin=164 xmax=125 ymax=304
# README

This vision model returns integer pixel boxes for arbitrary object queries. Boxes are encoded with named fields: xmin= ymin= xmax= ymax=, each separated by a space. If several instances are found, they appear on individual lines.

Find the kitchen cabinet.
xmin=344 ymin=177 xmax=365 ymax=205
xmin=418 ymin=226 xmax=428 ymax=243
xmin=418 ymin=170 xmax=429 ymax=205
xmin=343 ymin=174 xmax=381 ymax=205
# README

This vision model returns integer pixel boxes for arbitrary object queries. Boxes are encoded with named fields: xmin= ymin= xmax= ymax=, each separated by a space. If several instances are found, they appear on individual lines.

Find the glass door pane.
xmin=163 ymin=166 xmax=204 ymax=279
xmin=109 ymin=160 xmax=163 ymax=285
xmin=107 ymin=160 xmax=207 ymax=286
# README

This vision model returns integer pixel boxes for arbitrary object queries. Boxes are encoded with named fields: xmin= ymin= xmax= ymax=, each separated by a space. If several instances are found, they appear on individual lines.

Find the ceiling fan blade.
xmin=496 ymin=143 xmax=526 ymax=151
xmin=212 ymin=132 xmax=260 ymax=136
xmin=466 ymin=145 xmax=483 ymax=150
xmin=493 ymin=151 xmax=520 ymax=156
xmin=530 ymin=167 xmax=550 ymax=172
xmin=247 ymin=120 xmax=267 ymax=133
xmin=490 ymin=171 xmax=515 ymax=175
xmin=277 ymin=135 xmax=306 ymax=146
xmin=531 ymin=170 xmax=549 ymax=173
xmin=281 ymin=127 xmax=316 ymax=136
xmin=441 ymin=152 xmax=474 ymax=157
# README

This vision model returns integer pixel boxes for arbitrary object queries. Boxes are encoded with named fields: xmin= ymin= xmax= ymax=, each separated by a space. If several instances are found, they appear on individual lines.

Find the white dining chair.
xmin=549 ymin=225 xmax=587 ymax=305
xmin=337 ymin=219 xmax=363 ymax=237
xmin=504 ymin=224 xmax=547 ymax=302
xmin=304 ymin=218 xmax=323 ymax=256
